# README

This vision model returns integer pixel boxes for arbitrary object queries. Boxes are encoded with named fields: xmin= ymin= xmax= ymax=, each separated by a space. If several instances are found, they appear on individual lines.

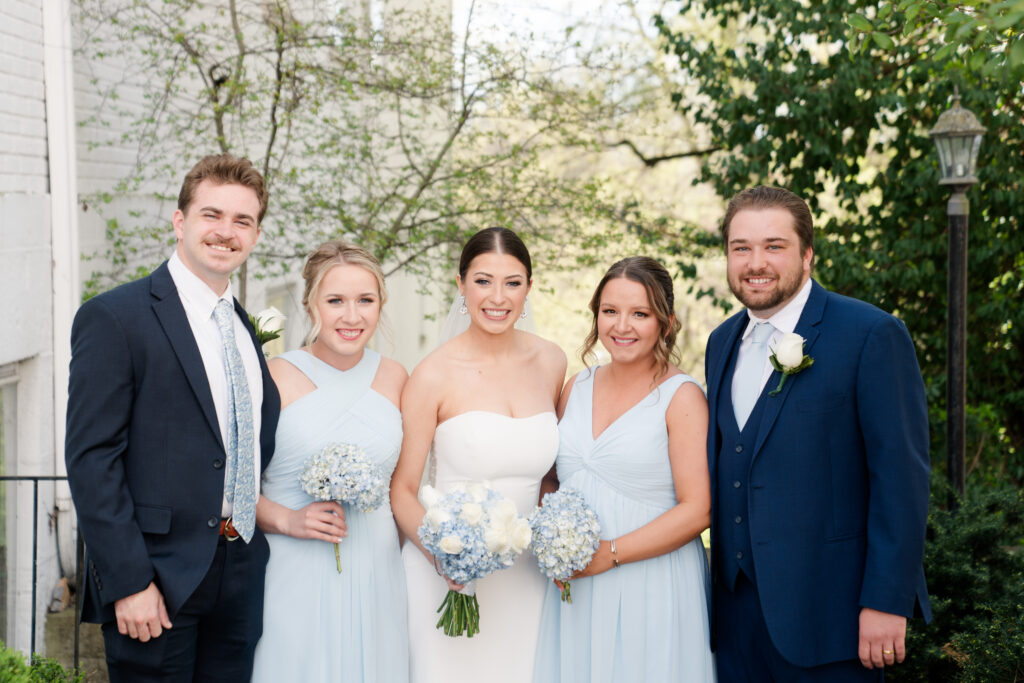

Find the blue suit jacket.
xmin=65 ymin=261 xmax=281 ymax=623
xmin=705 ymin=280 xmax=931 ymax=667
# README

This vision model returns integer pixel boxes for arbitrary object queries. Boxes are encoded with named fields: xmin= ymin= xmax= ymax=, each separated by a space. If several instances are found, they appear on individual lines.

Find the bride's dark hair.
xmin=458 ymin=227 xmax=532 ymax=281
xmin=580 ymin=256 xmax=681 ymax=380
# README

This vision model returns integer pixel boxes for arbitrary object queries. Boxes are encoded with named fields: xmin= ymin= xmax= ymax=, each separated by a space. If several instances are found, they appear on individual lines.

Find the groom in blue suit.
xmin=66 ymin=154 xmax=280 ymax=682
xmin=705 ymin=186 xmax=931 ymax=681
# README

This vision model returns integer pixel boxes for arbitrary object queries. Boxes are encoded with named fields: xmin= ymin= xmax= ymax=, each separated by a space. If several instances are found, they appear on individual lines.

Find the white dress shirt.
xmin=168 ymin=251 xmax=263 ymax=517
xmin=731 ymin=277 xmax=813 ymax=401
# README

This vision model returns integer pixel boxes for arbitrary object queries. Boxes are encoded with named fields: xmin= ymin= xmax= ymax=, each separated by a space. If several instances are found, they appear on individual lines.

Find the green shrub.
xmin=889 ymin=476 xmax=1024 ymax=682
xmin=0 ymin=642 xmax=81 ymax=683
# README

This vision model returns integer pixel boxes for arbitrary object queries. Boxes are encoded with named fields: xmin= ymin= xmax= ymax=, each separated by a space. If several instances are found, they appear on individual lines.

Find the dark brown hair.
xmin=177 ymin=154 xmax=269 ymax=224
xmin=458 ymin=227 xmax=532 ymax=281
xmin=581 ymin=256 xmax=681 ymax=379
xmin=721 ymin=186 xmax=813 ymax=263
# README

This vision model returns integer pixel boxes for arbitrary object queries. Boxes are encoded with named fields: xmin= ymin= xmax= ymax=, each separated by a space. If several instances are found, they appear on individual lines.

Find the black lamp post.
xmin=929 ymin=89 xmax=985 ymax=503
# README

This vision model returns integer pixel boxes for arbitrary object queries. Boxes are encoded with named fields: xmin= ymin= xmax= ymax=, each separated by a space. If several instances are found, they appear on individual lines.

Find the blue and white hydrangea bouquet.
xmin=299 ymin=442 xmax=388 ymax=573
xmin=529 ymin=488 xmax=601 ymax=603
xmin=417 ymin=481 xmax=532 ymax=637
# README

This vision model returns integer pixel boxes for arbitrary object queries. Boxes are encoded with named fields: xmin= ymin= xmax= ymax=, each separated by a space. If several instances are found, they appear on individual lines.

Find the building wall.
xmin=0 ymin=0 xmax=64 ymax=655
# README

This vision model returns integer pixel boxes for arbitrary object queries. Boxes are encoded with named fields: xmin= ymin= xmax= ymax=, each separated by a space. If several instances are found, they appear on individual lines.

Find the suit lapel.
xmin=708 ymin=312 xmax=748 ymax=478
xmin=752 ymin=280 xmax=826 ymax=458
xmin=150 ymin=262 xmax=224 ymax=450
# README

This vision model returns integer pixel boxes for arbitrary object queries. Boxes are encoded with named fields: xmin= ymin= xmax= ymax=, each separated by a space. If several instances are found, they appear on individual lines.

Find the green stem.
xmin=334 ymin=542 xmax=342 ymax=573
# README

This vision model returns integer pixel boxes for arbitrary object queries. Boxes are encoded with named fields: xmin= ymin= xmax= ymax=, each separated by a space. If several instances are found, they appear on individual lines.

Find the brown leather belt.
xmin=219 ymin=518 xmax=241 ymax=541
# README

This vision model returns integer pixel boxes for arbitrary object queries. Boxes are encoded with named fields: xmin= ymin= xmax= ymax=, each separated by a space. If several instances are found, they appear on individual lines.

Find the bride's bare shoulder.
xmin=407 ymin=342 xmax=460 ymax=387
xmin=519 ymin=331 xmax=566 ymax=366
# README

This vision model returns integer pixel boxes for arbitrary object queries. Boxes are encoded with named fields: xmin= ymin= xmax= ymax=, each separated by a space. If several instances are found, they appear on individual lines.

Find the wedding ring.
xmin=882 ymin=649 xmax=895 ymax=655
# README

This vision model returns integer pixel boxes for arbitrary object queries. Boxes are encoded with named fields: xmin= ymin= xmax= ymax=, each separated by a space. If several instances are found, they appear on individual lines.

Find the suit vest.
xmin=715 ymin=334 xmax=772 ymax=591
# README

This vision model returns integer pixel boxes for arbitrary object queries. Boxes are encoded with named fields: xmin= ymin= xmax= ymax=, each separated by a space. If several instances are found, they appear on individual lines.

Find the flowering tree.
xmin=74 ymin=0 xmax=714 ymax=304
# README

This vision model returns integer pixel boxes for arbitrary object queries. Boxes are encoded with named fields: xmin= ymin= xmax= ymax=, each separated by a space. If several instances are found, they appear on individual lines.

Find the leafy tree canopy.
xmin=656 ymin=0 xmax=1023 ymax=482
xmin=848 ymin=0 xmax=1024 ymax=83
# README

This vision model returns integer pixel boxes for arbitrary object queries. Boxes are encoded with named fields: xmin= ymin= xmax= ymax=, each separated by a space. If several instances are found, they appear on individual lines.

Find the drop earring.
xmin=458 ymin=295 xmax=468 ymax=315
xmin=521 ymin=296 xmax=529 ymax=320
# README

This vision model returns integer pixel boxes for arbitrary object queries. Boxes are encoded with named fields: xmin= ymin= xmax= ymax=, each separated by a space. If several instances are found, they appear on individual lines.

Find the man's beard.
xmin=728 ymin=268 xmax=804 ymax=314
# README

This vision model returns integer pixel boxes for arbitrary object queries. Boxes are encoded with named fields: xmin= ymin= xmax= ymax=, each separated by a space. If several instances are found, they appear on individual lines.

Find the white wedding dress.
xmin=402 ymin=411 xmax=559 ymax=683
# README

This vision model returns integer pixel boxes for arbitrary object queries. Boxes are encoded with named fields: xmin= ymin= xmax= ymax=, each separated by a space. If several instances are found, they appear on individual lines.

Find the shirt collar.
xmin=742 ymin=277 xmax=813 ymax=339
xmin=167 ymin=251 xmax=235 ymax=321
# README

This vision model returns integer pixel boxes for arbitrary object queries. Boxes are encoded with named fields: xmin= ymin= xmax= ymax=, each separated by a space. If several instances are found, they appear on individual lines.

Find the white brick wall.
xmin=0 ymin=0 xmax=47 ymax=195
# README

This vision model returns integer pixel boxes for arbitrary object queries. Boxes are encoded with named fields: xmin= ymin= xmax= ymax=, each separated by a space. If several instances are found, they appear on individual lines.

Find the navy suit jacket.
xmin=65 ymin=261 xmax=281 ymax=623
xmin=705 ymin=280 xmax=931 ymax=667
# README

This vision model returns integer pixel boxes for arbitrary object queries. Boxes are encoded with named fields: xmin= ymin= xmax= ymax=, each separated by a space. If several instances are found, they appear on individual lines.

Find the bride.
xmin=390 ymin=227 xmax=566 ymax=683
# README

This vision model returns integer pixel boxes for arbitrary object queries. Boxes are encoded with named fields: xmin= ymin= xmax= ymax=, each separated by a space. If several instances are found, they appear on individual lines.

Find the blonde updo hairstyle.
xmin=301 ymin=240 xmax=387 ymax=346
xmin=580 ymin=256 xmax=682 ymax=380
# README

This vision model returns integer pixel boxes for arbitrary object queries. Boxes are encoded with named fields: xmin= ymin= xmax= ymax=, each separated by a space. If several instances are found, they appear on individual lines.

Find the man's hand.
xmin=114 ymin=582 xmax=172 ymax=642
xmin=858 ymin=607 xmax=907 ymax=669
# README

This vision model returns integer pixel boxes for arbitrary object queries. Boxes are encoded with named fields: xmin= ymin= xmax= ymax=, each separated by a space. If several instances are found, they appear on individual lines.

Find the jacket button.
xmin=213 ymin=459 xmax=224 ymax=469
xmin=734 ymin=515 xmax=743 ymax=524
xmin=735 ymin=551 xmax=744 ymax=560
xmin=207 ymin=516 xmax=219 ymax=528
xmin=735 ymin=444 xmax=743 ymax=453
xmin=733 ymin=481 xmax=742 ymax=489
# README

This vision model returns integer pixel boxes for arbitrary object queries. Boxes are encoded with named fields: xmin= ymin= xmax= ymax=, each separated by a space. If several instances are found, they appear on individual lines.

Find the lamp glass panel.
xmin=934 ymin=136 xmax=954 ymax=180
xmin=969 ymin=134 xmax=983 ymax=176
xmin=951 ymin=135 xmax=973 ymax=178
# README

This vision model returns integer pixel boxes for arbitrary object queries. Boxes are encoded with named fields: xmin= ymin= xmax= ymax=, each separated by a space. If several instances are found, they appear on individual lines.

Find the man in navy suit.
xmin=705 ymin=186 xmax=931 ymax=681
xmin=66 ymin=154 xmax=281 ymax=682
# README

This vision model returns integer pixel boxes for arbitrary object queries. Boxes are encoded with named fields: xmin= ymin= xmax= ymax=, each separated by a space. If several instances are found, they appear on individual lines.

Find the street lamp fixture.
xmin=928 ymin=88 xmax=985 ymax=504
xmin=930 ymin=89 xmax=986 ymax=187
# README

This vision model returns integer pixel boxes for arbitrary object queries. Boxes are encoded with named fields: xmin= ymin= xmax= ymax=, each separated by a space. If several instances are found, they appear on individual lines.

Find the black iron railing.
xmin=0 ymin=475 xmax=81 ymax=669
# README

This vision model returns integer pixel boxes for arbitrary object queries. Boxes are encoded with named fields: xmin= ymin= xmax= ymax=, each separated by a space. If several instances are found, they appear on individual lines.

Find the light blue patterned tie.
xmin=733 ymin=321 xmax=774 ymax=431
xmin=214 ymin=299 xmax=256 ymax=542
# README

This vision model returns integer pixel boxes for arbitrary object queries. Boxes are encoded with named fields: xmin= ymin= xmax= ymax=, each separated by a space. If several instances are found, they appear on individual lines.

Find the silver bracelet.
xmin=610 ymin=539 xmax=620 ymax=568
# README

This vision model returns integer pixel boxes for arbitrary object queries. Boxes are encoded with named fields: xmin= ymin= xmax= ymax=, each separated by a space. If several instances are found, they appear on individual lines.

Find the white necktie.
xmin=733 ymin=322 xmax=773 ymax=431
xmin=213 ymin=299 xmax=256 ymax=542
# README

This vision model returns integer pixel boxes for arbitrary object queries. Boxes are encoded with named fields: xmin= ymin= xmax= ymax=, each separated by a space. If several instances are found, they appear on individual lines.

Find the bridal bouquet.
xmin=417 ymin=481 xmax=532 ymax=637
xmin=299 ymin=443 xmax=387 ymax=572
xmin=529 ymin=488 xmax=601 ymax=603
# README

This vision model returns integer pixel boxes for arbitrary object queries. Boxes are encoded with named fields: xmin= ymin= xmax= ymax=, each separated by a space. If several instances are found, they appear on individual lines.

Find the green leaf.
xmin=993 ymin=11 xmax=1024 ymax=30
xmin=982 ymin=53 xmax=1004 ymax=77
xmin=906 ymin=3 xmax=923 ymax=23
xmin=847 ymin=13 xmax=875 ymax=32
xmin=1010 ymin=39 xmax=1024 ymax=67
xmin=879 ymin=3 xmax=893 ymax=20
xmin=934 ymin=43 xmax=957 ymax=61
xmin=872 ymin=31 xmax=896 ymax=49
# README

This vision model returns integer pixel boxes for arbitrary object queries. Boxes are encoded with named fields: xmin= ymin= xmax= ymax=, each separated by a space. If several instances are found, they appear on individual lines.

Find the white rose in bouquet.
xmin=460 ymin=502 xmax=484 ymax=526
xmin=420 ymin=484 xmax=442 ymax=508
xmin=439 ymin=535 xmax=465 ymax=554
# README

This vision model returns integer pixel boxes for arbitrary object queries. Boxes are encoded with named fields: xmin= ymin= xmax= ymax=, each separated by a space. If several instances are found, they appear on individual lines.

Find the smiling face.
xmin=726 ymin=207 xmax=813 ymax=318
xmin=309 ymin=263 xmax=381 ymax=365
xmin=457 ymin=251 xmax=531 ymax=335
xmin=173 ymin=179 xmax=261 ymax=294
xmin=596 ymin=277 xmax=663 ymax=365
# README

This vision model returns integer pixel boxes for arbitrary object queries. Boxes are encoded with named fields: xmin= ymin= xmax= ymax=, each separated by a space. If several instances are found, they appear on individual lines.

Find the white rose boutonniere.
xmin=248 ymin=306 xmax=286 ymax=347
xmin=768 ymin=332 xmax=814 ymax=396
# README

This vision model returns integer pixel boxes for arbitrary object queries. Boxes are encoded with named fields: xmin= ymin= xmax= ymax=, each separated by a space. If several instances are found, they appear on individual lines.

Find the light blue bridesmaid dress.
xmin=534 ymin=369 xmax=716 ymax=682
xmin=252 ymin=348 xmax=408 ymax=683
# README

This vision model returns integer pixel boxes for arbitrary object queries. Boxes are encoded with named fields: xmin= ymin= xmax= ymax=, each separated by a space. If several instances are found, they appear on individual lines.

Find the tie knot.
xmin=750 ymin=322 xmax=773 ymax=345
